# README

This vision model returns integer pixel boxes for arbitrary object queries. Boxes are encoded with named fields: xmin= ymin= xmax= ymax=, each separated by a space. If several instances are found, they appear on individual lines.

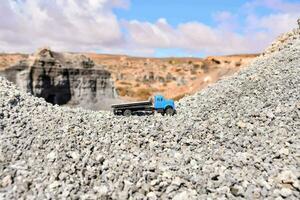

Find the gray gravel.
xmin=1 ymin=26 xmax=300 ymax=199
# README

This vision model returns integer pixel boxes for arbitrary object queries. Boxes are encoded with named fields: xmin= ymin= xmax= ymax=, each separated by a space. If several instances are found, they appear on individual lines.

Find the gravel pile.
xmin=1 ymin=24 xmax=300 ymax=199
xmin=263 ymin=19 xmax=300 ymax=56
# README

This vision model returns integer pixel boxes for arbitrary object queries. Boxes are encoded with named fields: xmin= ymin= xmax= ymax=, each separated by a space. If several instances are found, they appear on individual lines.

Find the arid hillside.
xmin=0 ymin=54 xmax=28 ymax=70
xmin=0 ymin=52 xmax=258 ymax=101
xmin=87 ymin=53 xmax=258 ymax=100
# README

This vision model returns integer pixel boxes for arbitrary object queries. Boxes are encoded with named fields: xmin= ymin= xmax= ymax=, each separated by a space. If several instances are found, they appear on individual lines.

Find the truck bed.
xmin=111 ymin=100 xmax=152 ymax=109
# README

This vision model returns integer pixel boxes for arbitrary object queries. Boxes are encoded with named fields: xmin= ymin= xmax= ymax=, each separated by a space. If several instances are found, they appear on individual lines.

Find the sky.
xmin=0 ymin=0 xmax=299 ymax=57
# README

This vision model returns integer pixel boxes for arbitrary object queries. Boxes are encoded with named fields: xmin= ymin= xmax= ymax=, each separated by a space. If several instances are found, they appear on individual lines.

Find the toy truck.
xmin=111 ymin=95 xmax=176 ymax=116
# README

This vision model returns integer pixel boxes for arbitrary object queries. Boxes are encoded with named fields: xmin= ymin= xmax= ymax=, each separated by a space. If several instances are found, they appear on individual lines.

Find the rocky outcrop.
xmin=2 ymin=48 xmax=119 ymax=110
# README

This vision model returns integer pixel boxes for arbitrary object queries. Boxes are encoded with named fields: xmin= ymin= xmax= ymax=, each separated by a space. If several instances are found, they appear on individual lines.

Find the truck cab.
xmin=154 ymin=95 xmax=176 ymax=115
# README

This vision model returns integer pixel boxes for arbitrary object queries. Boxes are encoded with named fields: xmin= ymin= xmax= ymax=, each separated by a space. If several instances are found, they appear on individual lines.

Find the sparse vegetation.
xmin=116 ymin=86 xmax=131 ymax=96
xmin=136 ymin=88 xmax=153 ymax=100
xmin=201 ymin=62 xmax=210 ymax=73
xmin=211 ymin=58 xmax=221 ymax=64
xmin=162 ymin=64 xmax=167 ymax=71
xmin=169 ymin=60 xmax=176 ymax=65
xmin=118 ymin=81 xmax=132 ymax=86
xmin=235 ymin=61 xmax=242 ymax=67
xmin=193 ymin=63 xmax=203 ymax=69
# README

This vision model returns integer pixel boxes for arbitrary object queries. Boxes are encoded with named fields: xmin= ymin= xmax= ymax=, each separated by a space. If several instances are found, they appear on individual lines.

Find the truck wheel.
xmin=123 ymin=109 xmax=132 ymax=116
xmin=113 ymin=109 xmax=118 ymax=115
xmin=165 ymin=108 xmax=175 ymax=116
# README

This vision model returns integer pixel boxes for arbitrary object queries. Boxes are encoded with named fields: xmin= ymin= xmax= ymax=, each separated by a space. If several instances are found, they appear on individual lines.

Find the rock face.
xmin=0 ymin=21 xmax=299 ymax=199
xmin=2 ymin=48 xmax=119 ymax=110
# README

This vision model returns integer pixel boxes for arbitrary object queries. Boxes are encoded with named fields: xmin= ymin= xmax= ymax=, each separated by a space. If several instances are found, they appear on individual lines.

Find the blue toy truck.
xmin=111 ymin=95 xmax=176 ymax=116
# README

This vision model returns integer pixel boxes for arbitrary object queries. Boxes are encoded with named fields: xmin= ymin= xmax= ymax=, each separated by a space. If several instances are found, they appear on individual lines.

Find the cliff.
xmin=2 ymin=48 xmax=119 ymax=110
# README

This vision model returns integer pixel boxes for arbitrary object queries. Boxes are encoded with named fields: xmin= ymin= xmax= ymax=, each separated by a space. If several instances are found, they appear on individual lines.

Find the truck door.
xmin=154 ymin=96 xmax=164 ymax=109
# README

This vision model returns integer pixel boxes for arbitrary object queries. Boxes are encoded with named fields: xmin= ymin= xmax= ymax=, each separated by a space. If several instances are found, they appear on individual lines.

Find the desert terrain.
xmin=1 ymin=22 xmax=299 ymax=199
xmin=0 ymin=54 xmax=28 ymax=70
xmin=0 ymin=51 xmax=257 ymax=102
xmin=87 ymin=54 xmax=257 ymax=100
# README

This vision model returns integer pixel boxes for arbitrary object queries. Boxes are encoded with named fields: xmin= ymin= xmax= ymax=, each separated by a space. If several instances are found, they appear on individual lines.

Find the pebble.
xmin=280 ymin=188 xmax=292 ymax=197
xmin=1 ymin=175 xmax=12 ymax=187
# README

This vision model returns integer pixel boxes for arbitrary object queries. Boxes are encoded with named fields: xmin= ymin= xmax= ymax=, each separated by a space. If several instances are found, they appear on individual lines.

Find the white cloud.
xmin=244 ymin=0 xmax=300 ymax=13
xmin=124 ymin=16 xmax=294 ymax=55
xmin=123 ymin=19 xmax=176 ymax=48
xmin=0 ymin=0 xmax=125 ymax=53
xmin=213 ymin=11 xmax=234 ymax=23
xmin=246 ymin=13 xmax=299 ymax=35
xmin=124 ymin=1 xmax=299 ymax=55
xmin=0 ymin=0 xmax=299 ymax=56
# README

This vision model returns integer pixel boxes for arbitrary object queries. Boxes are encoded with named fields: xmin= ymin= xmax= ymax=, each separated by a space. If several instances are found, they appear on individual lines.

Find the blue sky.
xmin=116 ymin=0 xmax=250 ymax=27
xmin=0 ymin=0 xmax=299 ymax=57
xmin=114 ymin=0 xmax=299 ymax=57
